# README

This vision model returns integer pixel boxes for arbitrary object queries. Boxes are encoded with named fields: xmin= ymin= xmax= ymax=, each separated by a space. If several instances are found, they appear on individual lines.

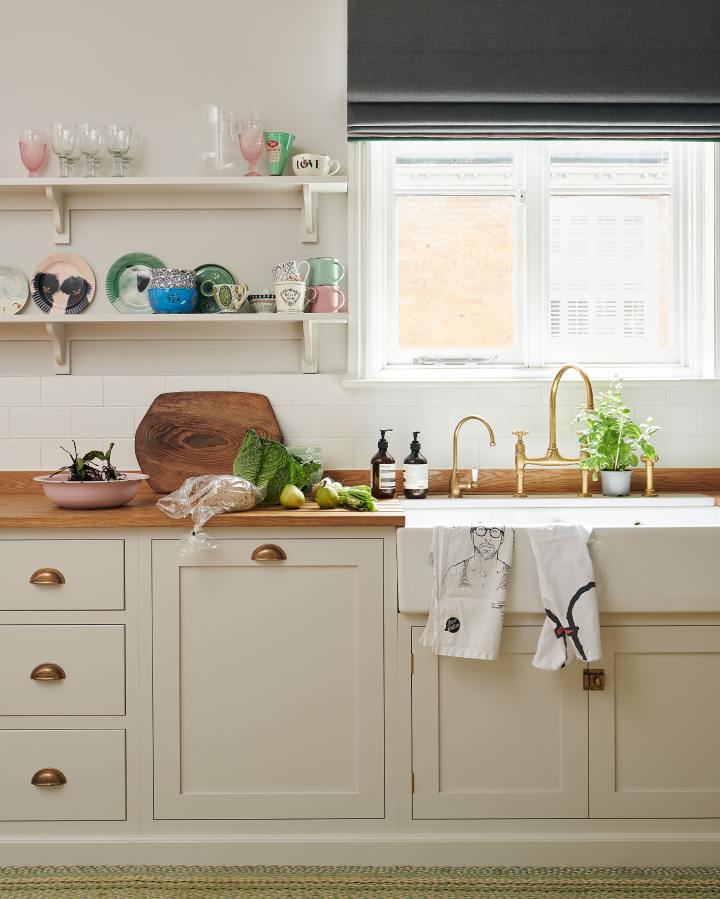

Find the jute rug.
xmin=0 ymin=866 xmax=719 ymax=898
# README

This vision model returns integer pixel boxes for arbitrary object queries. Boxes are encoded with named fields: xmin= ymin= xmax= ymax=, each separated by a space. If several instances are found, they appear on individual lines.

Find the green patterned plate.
xmin=106 ymin=252 xmax=166 ymax=314
xmin=193 ymin=263 xmax=236 ymax=314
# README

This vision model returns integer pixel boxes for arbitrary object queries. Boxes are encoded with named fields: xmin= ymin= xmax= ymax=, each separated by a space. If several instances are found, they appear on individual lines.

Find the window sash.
xmin=348 ymin=140 xmax=714 ymax=381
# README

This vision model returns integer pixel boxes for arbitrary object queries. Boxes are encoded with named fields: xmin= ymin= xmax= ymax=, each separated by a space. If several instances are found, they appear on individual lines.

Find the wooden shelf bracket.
xmin=301 ymin=184 xmax=320 ymax=243
xmin=46 ymin=322 xmax=70 ymax=374
xmin=301 ymin=320 xmax=319 ymax=373
xmin=45 ymin=185 xmax=70 ymax=244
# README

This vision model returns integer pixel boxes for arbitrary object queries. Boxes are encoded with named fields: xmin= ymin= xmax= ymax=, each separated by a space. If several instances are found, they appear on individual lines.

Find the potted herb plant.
xmin=574 ymin=378 xmax=659 ymax=497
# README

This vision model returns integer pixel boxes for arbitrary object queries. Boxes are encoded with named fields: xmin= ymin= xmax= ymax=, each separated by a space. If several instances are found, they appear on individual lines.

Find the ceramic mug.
xmin=274 ymin=280 xmax=317 ymax=313
xmin=264 ymin=131 xmax=295 ymax=176
xmin=307 ymin=257 xmax=346 ymax=286
xmin=212 ymin=282 xmax=249 ymax=312
xmin=291 ymin=154 xmax=341 ymax=176
xmin=271 ymin=259 xmax=309 ymax=282
xmin=310 ymin=285 xmax=346 ymax=313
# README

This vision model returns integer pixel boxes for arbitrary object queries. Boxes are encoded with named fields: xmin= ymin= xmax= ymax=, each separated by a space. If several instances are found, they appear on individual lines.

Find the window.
xmin=350 ymin=141 xmax=715 ymax=380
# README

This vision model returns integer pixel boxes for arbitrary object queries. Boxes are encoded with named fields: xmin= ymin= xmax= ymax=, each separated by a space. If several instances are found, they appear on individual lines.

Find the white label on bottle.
xmin=374 ymin=463 xmax=396 ymax=491
xmin=404 ymin=464 xmax=428 ymax=490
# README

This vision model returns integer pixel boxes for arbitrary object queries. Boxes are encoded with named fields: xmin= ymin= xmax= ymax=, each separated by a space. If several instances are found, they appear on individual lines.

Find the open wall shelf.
xmin=0 ymin=313 xmax=348 ymax=374
xmin=0 ymin=176 xmax=348 ymax=244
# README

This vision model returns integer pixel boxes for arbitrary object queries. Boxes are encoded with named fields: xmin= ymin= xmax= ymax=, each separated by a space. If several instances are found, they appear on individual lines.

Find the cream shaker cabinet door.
xmin=411 ymin=627 xmax=589 ymax=819
xmin=152 ymin=537 xmax=385 ymax=820
xmin=589 ymin=626 xmax=720 ymax=818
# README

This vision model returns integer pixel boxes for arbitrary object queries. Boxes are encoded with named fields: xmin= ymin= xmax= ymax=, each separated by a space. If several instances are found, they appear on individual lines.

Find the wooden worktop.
xmin=0 ymin=487 xmax=404 ymax=529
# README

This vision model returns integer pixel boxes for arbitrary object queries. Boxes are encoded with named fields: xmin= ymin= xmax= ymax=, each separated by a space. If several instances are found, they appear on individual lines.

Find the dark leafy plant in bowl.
xmin=50 ymin=441 xmax=126 ymax=482
xmin=574 ymin=378 xmax=659 ymax=480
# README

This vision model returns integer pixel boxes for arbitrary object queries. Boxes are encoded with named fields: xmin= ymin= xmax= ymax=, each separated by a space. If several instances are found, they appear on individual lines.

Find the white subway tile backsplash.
xmin=664 ymin=437 xmax=720 ymax=468
xmin=103 ymin=376 xmax=166 ymax=407
xmin=227 ymin=374 xmax=297 ymax=407
xmin=165 ymin=375 xmax=229 ymax=391
xmin=102 ymin=438 xmax=139 ymax=470
xmin=699 ymin=405 xmax=720 ymax=437
xmin=290 ymin=374 xmax=354 ymax=406
xmin=275 ymin=404 xmax=381 ymax=439
xmin=72 ymin=407 xmax=134 ymax=438
xmin=665 ymin=381 xmax=720 ymax=405
xmin=0 ymin=377 xmax=41 ymax=407
xmin=0 ymin=439 xmax=41 ymax=469
xmin=11 ymin=407 xmax=71 ymax=438
xmin=41 ymin=376 xmax=103 ymax=407
xmin=636 ymin=404 xmax=697 ymax=437
xmin=0 ymin=407 xmax=8 ymax=438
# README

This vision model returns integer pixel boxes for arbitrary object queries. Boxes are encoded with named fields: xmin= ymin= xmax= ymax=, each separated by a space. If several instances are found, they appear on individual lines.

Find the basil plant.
xmin=574 ymin=378 xmax=660 ymax=481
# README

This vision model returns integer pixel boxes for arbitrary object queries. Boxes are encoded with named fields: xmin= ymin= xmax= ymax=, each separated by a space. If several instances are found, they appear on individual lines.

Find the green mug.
xmin=264 ymin=131 xmax=295 ymax=176
xmin=307 ymin=257 xmax=346 ymax=286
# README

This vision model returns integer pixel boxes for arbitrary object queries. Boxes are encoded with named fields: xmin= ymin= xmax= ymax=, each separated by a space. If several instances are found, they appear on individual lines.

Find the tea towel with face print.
xmin=420 ymin=525 xmax=514 ymax=660
xmin=528 ymin=524 xmax=602 ymax=671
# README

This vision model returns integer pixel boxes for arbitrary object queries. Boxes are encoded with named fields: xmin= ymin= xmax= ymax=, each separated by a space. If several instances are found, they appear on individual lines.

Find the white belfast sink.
xmin=397 ymin=494 xmax=720 ymax=614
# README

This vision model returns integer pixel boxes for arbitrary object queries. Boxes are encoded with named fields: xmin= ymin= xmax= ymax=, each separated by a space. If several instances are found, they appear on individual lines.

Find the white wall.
xmin=2 ymin=0 xmax=720 ymax=473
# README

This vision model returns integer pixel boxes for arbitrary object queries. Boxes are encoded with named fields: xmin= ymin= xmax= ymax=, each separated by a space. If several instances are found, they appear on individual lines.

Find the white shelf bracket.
xmin=45 ymin=185 xmax=70 ymax=244
xmin=301 ymin=184 xmax=319 ymax=243
xmin=46 ymin=322 xmax=70 ymax=374
xmin=301 ymin=320 xmax=319 ymax=373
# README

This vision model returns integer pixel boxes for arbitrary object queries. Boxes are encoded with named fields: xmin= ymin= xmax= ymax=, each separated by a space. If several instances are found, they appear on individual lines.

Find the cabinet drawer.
xmin=0 ymin=626 xmax=125 ymax=716
xmin=0 ymin=729 xmax=126 ymax=821
xmin=0 ymin=539 xmax=124 ymax=611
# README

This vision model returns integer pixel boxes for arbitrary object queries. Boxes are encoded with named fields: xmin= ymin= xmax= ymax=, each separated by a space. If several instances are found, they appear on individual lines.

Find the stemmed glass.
xmin=78 ymin=122 xmax=106 ymax=177
xmin=49 ymin=122 xmax=78 ymax=177
xmin=18 ymin=130 xmax=48 ymax=177
xmin=106 ymin=123 xmax=132 ymax=177
xmin=238 ymin=113 xmax=264 ymax=177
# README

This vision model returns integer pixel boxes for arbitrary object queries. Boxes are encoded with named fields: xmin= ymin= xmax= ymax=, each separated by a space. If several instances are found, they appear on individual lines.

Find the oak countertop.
xmin=0 ymin=490 xmax=404 ymax=529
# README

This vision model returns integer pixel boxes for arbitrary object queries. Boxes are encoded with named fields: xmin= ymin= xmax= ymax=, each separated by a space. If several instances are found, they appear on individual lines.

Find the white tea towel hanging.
xmin=528 ymin=524 xmax=601 ymax=670
xmin=421 ymin=525 xmax=514 ymax=660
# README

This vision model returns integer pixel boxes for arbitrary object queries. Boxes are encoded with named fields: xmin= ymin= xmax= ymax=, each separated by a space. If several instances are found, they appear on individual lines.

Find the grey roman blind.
xmin=347 ymin=0 xmax=720 ymax=139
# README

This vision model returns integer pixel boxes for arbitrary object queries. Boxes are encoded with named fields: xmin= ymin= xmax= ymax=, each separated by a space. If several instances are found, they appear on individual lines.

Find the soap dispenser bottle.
xmin=371 ymin=429 xmax=396 ymax=499
xmin=403 ymin=431 xmax=428 ymax=499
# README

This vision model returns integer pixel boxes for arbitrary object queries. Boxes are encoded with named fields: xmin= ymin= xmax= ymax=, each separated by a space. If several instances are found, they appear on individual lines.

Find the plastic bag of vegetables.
xmin=313 ymin=478 xmax=377 ymax=512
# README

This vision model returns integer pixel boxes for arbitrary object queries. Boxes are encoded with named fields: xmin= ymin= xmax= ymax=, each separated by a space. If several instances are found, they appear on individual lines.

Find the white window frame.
xmin=346 ymin=140 xmax=717 ymax=385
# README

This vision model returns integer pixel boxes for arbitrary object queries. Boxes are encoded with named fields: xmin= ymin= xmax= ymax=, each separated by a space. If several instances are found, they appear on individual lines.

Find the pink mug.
xmin=311 ymin=285 xmax=346 ymax=313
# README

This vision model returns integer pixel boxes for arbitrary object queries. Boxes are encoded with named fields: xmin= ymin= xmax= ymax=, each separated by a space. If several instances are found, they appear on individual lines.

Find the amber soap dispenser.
xmin=371 ymin=429 xmax=396 ymax=499
xmin=403 ymin=431 xmax=428 ymax=499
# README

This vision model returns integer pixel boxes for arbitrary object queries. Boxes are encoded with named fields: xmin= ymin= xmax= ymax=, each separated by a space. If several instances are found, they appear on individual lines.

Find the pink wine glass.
xmin=239 ymin=117 xmax=264 ymax=176
xmin=19 ymin=130 xmax=48 ymax=177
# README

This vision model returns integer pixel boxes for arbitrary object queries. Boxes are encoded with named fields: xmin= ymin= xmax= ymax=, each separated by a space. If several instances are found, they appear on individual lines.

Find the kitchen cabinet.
xmin=410 ymin=626 xmax=588 ymax=819
xmin=589 ymin=626 xmax=720 ymax=819
xmin=152 ymin=536 xmax=386 ymax=820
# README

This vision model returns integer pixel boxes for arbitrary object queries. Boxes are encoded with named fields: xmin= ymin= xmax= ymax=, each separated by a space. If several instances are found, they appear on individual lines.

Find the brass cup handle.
xmin=29 ymin=568 xmax=65 ymax=586
xmin=30 ymin=662 xmax=66 ymax=681
xmin=31 ymin=768 xmax=67 ymax=787
xmin=251 ymin=544 xmax=287 ymax=562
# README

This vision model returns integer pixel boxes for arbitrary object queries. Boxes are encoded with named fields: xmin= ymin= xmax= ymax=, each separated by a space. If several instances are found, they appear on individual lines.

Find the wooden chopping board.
xmin=135 ymin=391 xmax=282 ymax=493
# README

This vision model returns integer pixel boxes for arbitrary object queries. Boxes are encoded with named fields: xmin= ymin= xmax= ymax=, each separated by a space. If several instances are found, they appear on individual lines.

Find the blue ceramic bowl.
xmin=147 ymin=287 xmax=197 ymax=314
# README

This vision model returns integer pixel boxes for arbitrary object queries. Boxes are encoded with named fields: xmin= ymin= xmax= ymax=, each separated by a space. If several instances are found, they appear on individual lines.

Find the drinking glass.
xmin=49 ymin=122 xmax=78 ymax=177
xmin=239 ymin=114 xmax=264 ymax=177
xmin=78 ymin=122 xmax=106 ymax=177
xmin=106 ymin=123 xmax=132 ymax=177
xmin=18 ymin=130 xmax=48 ymax=177
xmin=120 ymin=130 xmax=141 ymax=176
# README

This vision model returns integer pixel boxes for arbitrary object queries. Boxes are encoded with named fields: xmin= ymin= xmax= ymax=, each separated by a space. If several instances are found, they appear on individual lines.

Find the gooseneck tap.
xmin=449 ymin=415 xmax=496 ymax=498
xmin=514 ymin=364 xmax=595 ymax=498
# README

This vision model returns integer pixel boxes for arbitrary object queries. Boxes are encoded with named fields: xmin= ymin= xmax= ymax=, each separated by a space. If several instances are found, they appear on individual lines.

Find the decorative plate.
xmin=106 ymin=252 xmax=166 ymax=314
xmin=32 ymin=253 xmax=95 ymax=315
xmin=0 ymin=266 xmax=29 ymax=315
xmin=193 ymin=263 xmax=236 ymax=314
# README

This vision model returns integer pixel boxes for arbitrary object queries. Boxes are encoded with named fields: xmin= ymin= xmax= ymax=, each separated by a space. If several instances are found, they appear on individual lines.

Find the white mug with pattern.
xmin=271 ymin=259 xmax=309 ymax=283
xmin=274 ymin=280 xmax=317 ymax=313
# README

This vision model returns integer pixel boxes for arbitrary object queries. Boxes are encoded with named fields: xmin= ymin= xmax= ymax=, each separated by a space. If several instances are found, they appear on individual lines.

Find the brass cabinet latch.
xmin=583 ymin=669 xmax=605 ymax=691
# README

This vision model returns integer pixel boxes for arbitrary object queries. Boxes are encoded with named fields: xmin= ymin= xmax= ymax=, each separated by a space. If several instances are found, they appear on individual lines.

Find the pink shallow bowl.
xmin=34 ymin=472 xmax=149 ymax=510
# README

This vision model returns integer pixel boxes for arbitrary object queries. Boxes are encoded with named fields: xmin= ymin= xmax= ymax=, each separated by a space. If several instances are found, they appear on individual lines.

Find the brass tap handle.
xmin=251 ymin=544 xmax=287 ymax=562
xmin=31 ymin=768 xmax=67 ymax=787
xmin=641 ymin=455 xmax=658 ymax=497
xmin=30 ymin=663 xmax=66 ymax=681
xmin=29 ymin=568 xmax=65 ymax=586
xmin=512 ymin=430 xmax=528 ymax=438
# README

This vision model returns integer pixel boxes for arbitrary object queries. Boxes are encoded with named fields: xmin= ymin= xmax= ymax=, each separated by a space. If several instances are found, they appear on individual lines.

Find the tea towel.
xmin=421 ymin=525 xmax=514 ymax=660
xmin=528 ymin=524 xmax=602 ymax=670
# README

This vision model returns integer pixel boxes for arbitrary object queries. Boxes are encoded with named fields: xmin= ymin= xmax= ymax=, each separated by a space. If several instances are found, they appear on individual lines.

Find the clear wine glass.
xmin=78 ymin=122 xmax=106 ymax=177
xmin=106 ymin=123 xmax=132 ymax=177
xmin=120 ymin=130 xmax=141 ymax=176
xmin=239 ymin=114 xmax=264 ymax=177
xmin=18 ymin=130 xmax=48 ymax=177
xmin=49 ymin=122 xmax=78 ymax=177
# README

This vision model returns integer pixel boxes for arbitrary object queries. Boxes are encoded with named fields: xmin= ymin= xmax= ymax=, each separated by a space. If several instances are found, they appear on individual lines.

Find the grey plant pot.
xmin=600 ymin=470 xmax=632 ymax=497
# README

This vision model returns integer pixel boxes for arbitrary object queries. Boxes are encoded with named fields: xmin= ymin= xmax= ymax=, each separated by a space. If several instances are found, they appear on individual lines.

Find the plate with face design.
xmin=0 ymin=266 xmax=29 ymax=315
xmin=106 ymin=252 xmax=166 ymax=314
xmin=32 ymin=253 xmax=96 ymax=315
